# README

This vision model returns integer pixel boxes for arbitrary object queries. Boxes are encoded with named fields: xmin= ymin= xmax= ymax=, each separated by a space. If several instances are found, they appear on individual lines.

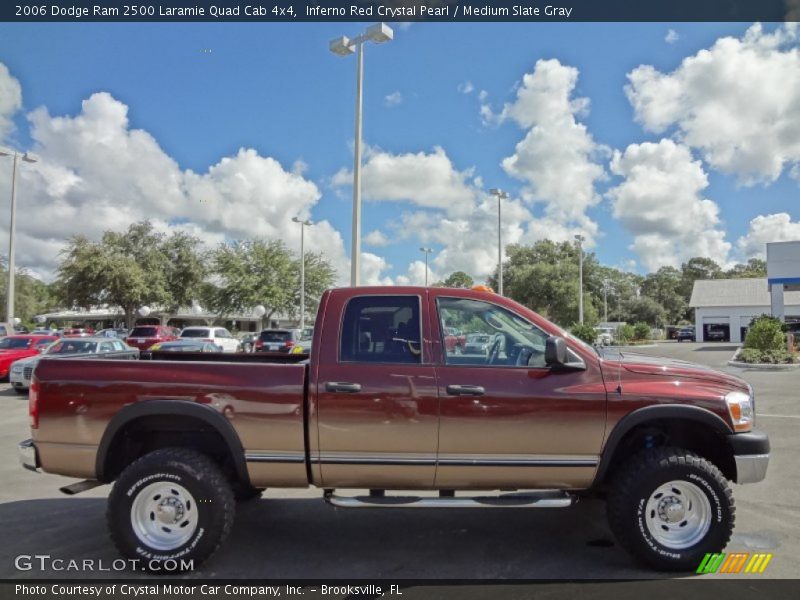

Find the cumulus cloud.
xmin=737 ymin=213 xmax=800 ymax=258
xmin=395 ymin=260 xmax=438 ymax=286
xmin=607 ymin=139 xmax=731 ymax=271
xmin=457 ymin=80 xmax=474 ymax=94
xmin=384 ymin=91 xmax=403 ymax=108
xmin=665 ymin=29 xmax=680 ymax=44
xmin=0 ymin=86 xmax=352 ymax=283
xmin=0 ymin=64 xmax=22 ymax=139
xmin=626 ymin=23 xmax=800 ymax=184
xmin=364 ymin=229 xmax=390 ymax=247
xmin=492 ymin=59 xmax=607 ymax=246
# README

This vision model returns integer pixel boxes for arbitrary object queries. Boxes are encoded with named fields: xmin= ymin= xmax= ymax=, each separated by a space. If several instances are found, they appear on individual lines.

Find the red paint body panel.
xmin=32 ymin=286 xmax=750 ymax=490
xmin=0 ymin=335 xmax=58 ymax=377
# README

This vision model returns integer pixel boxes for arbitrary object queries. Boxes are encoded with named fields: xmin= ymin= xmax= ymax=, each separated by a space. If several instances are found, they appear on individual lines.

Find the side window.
xmin=35 ymin=339 xmax=52 ymax=349
xmin=340 ymin=296 xmax=421 ymax=364
xmin=99 ymin=342 xmax=114 ymax=353
xmin=437 ymin=297 xmax=549 ymax=368
xmin=215 ymin=328 xmax=229 ymax=338
xmin=113 ymin=340 xmax=126 ymax=351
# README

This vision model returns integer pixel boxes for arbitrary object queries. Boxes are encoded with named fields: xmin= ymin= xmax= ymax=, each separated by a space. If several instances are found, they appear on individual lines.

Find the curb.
xmin=727 ymin=348 xmax=800 ymax=370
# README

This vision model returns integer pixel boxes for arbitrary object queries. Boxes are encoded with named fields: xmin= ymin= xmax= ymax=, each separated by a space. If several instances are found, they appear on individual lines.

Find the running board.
xmin=59 ymin=480 xmax=104 ymax=495
xmin=324 ymin=490 xmax=575 ymax=509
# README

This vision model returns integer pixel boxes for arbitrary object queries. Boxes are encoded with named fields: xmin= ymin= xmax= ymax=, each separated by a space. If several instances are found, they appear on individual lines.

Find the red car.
xmin=443 ymin=326 xmax=466 ymax=354
xmin=125 ymin=325 xmax=179 ymax=351
xmin=0 ymin=335 xmax=58 ymax=378
xmin=63 ymin=327 xmax=95 ymax=337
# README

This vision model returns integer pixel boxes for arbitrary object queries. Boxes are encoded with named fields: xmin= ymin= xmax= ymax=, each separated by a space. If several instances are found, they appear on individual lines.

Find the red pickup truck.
xmin=19 ymin=286 xmax=769 ymax=572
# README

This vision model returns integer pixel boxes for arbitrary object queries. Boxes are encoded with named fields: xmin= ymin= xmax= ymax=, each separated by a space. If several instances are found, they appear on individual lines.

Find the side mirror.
xmin=545 ymin=336 xmax=568 ymax=366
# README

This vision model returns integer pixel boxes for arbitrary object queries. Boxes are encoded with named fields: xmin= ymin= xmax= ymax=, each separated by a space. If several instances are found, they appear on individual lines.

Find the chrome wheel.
xmin=130 ymin=481 xmax=198 ymax=551
xmin=644 ymin=480 xmax=711 ymax=549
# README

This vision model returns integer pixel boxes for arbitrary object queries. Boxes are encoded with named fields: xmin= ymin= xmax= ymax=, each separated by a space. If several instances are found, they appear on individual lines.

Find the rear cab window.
xmin=129 ymin=327 xmax=158 ymax=337
xmin=181 ymin=328 xmax=210 ymax=338
xmin=340 ymin=296 xmax=422 ymax=364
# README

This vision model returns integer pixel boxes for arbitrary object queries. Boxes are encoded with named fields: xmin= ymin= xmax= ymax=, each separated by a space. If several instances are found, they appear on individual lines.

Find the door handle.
xmin=325 ymin=381 xmax=362 ymax=393
xmin=446 ymin=384 xmax=485 ymax=396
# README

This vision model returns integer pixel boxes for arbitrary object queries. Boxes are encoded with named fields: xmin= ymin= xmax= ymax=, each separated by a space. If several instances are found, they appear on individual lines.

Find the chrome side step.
xmin=324 ymin=490 xmax=575 ymax=509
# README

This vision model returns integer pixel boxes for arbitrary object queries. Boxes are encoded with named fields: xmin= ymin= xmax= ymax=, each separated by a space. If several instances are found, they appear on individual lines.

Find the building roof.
xmin=690 ymin=277 xmax=800 ymax=308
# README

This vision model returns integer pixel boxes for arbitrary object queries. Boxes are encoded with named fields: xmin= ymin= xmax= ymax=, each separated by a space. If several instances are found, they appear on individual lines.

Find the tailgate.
xmin=31 ymin=358 xmax=308 ymax=485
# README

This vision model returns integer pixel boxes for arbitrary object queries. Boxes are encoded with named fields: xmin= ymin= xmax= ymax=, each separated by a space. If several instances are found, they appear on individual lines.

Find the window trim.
xmin=338 ymin=294 xmax=424 ymax=365
xmin=435 ymin=296 xmax=551 ymax=370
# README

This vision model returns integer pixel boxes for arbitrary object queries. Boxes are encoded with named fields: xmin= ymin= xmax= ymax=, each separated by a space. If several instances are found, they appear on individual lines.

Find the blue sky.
xmin=0 ymin=21 xmax=798 ymax=284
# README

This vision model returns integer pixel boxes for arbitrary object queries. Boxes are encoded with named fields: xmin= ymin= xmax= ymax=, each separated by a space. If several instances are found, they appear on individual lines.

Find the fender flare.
xmin=95 ymin=400 xmax=250 ymax=486
xmin=593 ymin=404 xmax=733 ymax=485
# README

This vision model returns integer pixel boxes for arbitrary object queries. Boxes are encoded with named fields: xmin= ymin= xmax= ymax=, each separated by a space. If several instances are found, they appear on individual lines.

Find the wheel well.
xmin=101 ymin=415 xmax=242 ymax=485
xmin=598 ymin=418 xmax=736 ymax=485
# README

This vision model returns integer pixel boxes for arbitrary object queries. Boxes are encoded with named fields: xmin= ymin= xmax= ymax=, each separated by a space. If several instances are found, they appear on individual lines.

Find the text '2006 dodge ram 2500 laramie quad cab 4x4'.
xmin=19 ymin=286 xmax=769 ymax=571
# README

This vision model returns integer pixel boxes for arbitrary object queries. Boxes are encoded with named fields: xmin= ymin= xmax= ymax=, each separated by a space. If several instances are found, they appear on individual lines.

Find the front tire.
xmin=107 ymin=448 xmax=235 ymax=571
xmin=607 ymin=447 xmax=734 ymax=571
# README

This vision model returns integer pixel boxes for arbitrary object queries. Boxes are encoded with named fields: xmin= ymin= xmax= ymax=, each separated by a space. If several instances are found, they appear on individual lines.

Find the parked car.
xmin=10 ymin=337 xmax=138 ymax=392
xmin=125 ymin=325 xmax=179 ymax=351
xmin=0 ymin=335 xmax=59 ymax=379
xmin=30 ymin=328 xmax=58 ymax=336
xmin=146 ymin=340 xmax=223 ymax=353
xmin=290 ymin=338 xmax=313 ymax=355
xmin=179 ymin=326 xmax=241 ymax=353
xmin=97 ymin=328 xmax=130 ymax=340
xmin=0 ymin=324 xmax=8 ymax=336
xmin=463 ymin=332 xmax=492 ymax=355
xmin=443 ymin=327 xmax=466 ymax=354
xmin=706 ymin=328 xmax=727 ymax=342
xmin=63 ymin=327 xmax=95 ymax=337
xmin=239 ymin=332 xmax=259 ymax=353
xmin=595 ymin=327 xmax=615 ymax=346
xmin=255 ymin=328 xmax=302 ymax=353
xmin=20 ymin=286 xmax=769 ymax=572
xmin=676 ymin=327 xmax=695 ymax=342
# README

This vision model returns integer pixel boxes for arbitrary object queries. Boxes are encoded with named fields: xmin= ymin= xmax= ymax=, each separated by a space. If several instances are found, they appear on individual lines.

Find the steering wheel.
xmin=486 ymin=336 xmax=503 ymax=365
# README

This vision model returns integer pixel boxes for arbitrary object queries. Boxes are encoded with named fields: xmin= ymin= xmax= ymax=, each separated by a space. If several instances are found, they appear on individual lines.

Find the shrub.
xmin=737 ymin=348 xmax=764 ymax=363
xmin=744 ymin=316 xmax=785 ymax=351
xmin=632 ymin=322 xmax=651 ymax=341
xmin=738 ymin=348 xmax=795 ymax=364
xmin=616 ymin=324 xmax=636 ymax=343
xmin=570 ymin=323 xmax=598 ymax=345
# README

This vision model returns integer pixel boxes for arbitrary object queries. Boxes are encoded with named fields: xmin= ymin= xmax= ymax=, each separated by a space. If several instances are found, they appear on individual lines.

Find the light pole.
xmin=574 ymin=234 xmax=585 ymax=324
xmin=0 ymin=148 xmax=37 ymax=332
xmin=489 ymin=188 xmax=508 ymax=296
xmin=419 ymin=247 xmax=432 ymax=286
xmin=330 ymin=23 xmax=394 ymax=287
xmin=603 ymin=278 xmax=610 ymax=324
xmin=292 ymin=217 xmax=313 ymax=331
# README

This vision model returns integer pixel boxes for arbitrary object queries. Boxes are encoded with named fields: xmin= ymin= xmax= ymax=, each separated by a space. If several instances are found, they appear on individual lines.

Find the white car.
xmin=178 ymin=326 xmax=241 ymax=353
xmin=595 ymin=327 xmax=615 ymax=346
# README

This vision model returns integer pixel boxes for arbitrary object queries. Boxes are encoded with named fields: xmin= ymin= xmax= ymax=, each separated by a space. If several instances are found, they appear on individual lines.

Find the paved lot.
xmin=0 ymin=342 xmax=797 ymax=580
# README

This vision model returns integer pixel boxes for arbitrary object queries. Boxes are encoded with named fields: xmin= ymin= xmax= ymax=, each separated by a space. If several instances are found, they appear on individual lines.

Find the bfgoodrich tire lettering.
xmin=607 ymin=447 xmax=734 ymax=571
xmin=107 ymin=448 xmax=234 ymax=571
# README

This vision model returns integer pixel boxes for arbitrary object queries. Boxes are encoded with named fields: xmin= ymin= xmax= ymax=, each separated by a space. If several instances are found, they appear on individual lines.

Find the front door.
xmin=314 ymin=294 xmax=439 ymax=488
xmin=432 ymin=296 xmax=607 ymax=489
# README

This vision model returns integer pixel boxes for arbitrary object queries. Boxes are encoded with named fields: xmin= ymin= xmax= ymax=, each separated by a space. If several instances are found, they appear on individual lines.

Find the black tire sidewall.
xmin=110 ymin=462 xmax=226 ymax=567
xmin=626 ymin=463 xmax=730 ymax=568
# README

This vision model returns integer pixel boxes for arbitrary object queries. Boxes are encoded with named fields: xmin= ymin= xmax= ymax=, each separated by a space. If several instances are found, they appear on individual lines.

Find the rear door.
xmin=431 ymin=295 xmax=607 ymax=490
xmin=313 ymin=293 xmax=439 ymax=488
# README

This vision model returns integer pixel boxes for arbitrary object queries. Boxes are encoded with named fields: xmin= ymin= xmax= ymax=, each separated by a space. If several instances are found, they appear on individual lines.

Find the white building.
xmin=690 ymin=278 xmax=800 ymax=343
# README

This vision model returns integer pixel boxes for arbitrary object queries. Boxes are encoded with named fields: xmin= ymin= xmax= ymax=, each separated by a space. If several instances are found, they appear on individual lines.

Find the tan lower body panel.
xmin=37 ymin=442 xmax=97 ymax=479
xmin=434 ymin=466 xmax=597 ymax=489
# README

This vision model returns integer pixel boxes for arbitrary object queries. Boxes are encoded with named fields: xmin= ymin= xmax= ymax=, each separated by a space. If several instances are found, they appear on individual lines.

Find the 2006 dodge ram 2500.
xmin=20 ymin=286 xmax=770 ymax=571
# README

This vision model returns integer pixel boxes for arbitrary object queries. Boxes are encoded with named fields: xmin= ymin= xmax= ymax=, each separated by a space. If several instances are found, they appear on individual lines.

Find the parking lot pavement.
xmin=1 ymin=343 xmax=797 ymax=580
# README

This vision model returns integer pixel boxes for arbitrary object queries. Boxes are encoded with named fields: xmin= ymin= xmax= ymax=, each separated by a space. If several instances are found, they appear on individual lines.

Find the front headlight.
xmin=725 ymin=391 xmax=754 ymax=432
xmin=11 ymin=365 xmax=23 ymax=373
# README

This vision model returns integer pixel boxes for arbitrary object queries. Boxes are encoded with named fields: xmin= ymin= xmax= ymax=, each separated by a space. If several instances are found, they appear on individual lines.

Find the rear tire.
xmin=107 ymin=448 xmax=235 ymax=571
xmin=607 ymin=447 xmax=734 ymax=571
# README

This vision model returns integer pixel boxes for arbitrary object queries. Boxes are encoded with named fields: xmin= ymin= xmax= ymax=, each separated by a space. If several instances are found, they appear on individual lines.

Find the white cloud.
xmin=0 ymin=64 xmax=22 ymax=140
xmin=332 ymin=146 xmax=479 ymax=216
xmin=737 ymin=213 xmax=800 ymax=258
xmin=626 ymin=23 xmax=800 ymax=184
xmin=364 ymin=229 xmax=390 ymax=247
xmin=0 ymin=86 xmax=352 ymax=284
xmin=665 ymin=29 xmax=680 ymax=44
xmin=458 ymin=81 xmax=474 ymax=94
xmin=395 ymin=260 xmax=438 ymax=286
xmin=384 ymin=91 xmax=403 ymax=108
xmin=495 ymin=59 xmax=607 ymax=244
xmin=607 ymin=139 xmax=731 ymax=271
xmin=360 ymin=252 xmax=394 ymax=285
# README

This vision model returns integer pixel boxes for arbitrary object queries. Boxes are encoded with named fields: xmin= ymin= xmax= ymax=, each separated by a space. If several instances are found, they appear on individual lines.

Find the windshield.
xmin=260 ymin=331 xmax=291 ymax=342
xmin=180 ymin=328 xmax=210 ymax=338
xmin=0 ymin=337 xmax=32 ymax=350
xmin=467 ymin=333 xmax=491 ymax=343
xmin=47 ymin=340 xmax=97 ymax=354
xmin=130 ymin=327 xmax=158 ymax=337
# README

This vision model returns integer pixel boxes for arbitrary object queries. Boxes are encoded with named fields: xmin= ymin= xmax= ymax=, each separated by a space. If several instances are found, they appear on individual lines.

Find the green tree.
xmin=627 ymin=296 xmax=667 ymax=326
xmin=640 ymin=266 xmax=687 ymax=324
xmin=55 ymin=221 xmax=206 ymax=327
xmin=632 ymin=322 xmax=651 ymax=340
xmin=0 ymin=264 xmax=55 ymax=326
xmin=437 ymin=271 xmax=474 ymax=289
xmin=679 ymin=257 xmax=722 ymax=300
xmin=726 ymin=258 xmax=767 ymax=279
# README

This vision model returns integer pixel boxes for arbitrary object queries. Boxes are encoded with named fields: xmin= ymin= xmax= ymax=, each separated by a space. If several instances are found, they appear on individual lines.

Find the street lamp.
xmin=330 ymin=23 xmax=394 ymax=288
xmin=574 ymin=234 xmax=585 ymax=324
xmin=419 ymin=247 xmax=433 ymax=286
xmin=489 ymin=188 xmax=509 ymax=296
xmin=0 ymin=147 xmax=37 ymax=332
xmin=292 ymin=216 xmax=313 ymax=330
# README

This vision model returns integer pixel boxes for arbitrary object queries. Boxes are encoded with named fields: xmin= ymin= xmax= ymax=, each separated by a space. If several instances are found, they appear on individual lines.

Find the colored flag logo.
xmin=697 ymin=552 xmax=773 ymax=574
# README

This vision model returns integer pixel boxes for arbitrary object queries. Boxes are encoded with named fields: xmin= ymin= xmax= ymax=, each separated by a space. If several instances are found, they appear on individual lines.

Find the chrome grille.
xmin=23 ymin=367 xmax=33 ymax=380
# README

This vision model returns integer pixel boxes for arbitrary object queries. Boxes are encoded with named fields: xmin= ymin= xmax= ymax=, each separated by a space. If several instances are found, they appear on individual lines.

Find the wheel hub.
xmin=155 ymin=497 xmax=185 ymax=524
xmin=644 ymin=480 xmax=711 ymax=550
xmin=130 ymin=482 xmax=198 ymax=551
xmin=657 ymin=496 xmax=686 ymax=523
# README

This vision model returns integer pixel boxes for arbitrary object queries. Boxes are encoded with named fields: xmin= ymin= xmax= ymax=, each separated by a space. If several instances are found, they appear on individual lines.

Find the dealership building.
xmin=690 ymin=241 xmax=800 ymax=343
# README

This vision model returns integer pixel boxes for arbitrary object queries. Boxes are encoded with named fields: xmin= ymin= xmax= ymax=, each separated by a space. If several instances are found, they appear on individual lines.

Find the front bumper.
xmin=728 ymin=429 xmax=770 ymax=484
xmin=18 ymin=439 xmax=40 ymax=472
xmin=9 ymin=369 xmax=29 ymax=389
